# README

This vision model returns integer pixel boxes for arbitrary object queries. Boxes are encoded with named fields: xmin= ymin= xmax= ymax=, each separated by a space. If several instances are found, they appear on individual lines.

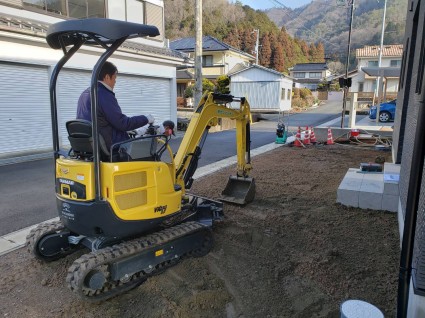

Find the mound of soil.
xmin=0 ymin=145 xmax=399 ymax=317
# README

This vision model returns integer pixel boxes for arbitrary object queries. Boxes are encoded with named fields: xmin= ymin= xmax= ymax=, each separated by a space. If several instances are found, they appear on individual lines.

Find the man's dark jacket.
xmin=77 ymin=83 xmax=148 ymax=150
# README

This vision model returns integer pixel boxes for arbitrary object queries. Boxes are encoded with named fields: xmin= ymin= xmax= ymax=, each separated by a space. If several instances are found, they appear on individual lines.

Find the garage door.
xmin=115 ymin=74 xmax=172 ymax=123
xmin=56 ymin=70 xmax=171 ymax=148
xmin=0 ymin=62 xmax=51 ymax=156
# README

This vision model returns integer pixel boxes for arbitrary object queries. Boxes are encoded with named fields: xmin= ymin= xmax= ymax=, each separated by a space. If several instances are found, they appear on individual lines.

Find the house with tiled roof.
xmin=351 ymin=44 xmax=402 ymax=98
xmin=288 ymin=63 xmax=331 ymax=90
xmin=170 ymin=36 xmax=255 ymax=97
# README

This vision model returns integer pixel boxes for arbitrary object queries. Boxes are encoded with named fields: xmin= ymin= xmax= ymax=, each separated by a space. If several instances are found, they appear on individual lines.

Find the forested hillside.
xmin=164 ymin=0 xmax=325 ymax=73
xmin=266 ymin=0 xmax=407 ymax=62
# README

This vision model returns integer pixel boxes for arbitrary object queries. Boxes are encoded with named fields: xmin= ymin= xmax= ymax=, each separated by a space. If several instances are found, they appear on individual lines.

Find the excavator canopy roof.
xmin=46 ymin=18 xmax=160 ymax=49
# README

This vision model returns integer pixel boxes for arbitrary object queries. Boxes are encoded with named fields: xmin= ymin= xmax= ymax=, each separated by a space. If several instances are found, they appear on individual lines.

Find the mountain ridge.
xmin=265 ymin=0 xmax=407 ymax=60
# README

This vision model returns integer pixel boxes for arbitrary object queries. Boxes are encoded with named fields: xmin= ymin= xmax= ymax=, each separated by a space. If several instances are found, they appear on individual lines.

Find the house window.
xmin=390 ymin=59 xmax=401 ymax=67
xmin=127 ymin=0 xmax=144 ymax=23
xmin=71 ymin=0 xmax=105 ymax=18
xmin=145 ymin=2 xmax=164 ymax=39
xmin=177 ymin=83 xmax=186 ymax=97
xmin=23 ymin=0 xmax=68 ymax=16
xmin=309 ymin=72 xmax=321 ymax=78
xmin=287 ymin=89 xmax=291 ymax=100
xmin=281 ymin=88 xmax=286 ymax=100
xmin=368 ymin=61 xmax=379 ymax=67
xmin=202 ymin=55 xmax=213 ymax=67
xmin=23 ymin=0 xmax=106 ymax=18
xmin=358 ymin=82 xmax=364 ymax=92
xmin=107 ymin=0 xmax=144 ymax=23
xmin=294 ymin=72 xmax=305 ymax=78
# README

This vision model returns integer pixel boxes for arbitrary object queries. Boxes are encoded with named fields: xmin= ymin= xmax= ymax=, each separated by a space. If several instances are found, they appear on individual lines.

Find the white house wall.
xmin=351 ymin=56 xmax=401 ymax=93
xmin=280 ymin=77 xmax=293 ymax=111
xmin=224 ymin=53 xmax=252 ymax=74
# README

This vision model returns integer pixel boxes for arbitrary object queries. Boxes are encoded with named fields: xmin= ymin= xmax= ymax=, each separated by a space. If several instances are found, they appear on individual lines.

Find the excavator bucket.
xmin=220 ymin=176 xmax=255 ymax=205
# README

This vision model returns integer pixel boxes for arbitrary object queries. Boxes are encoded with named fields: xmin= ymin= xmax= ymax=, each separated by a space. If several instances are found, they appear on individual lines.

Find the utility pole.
xmin=253 ymin=29 xmax=259 ymax=64
xmin=375 ymin=0 xmax=387 ymax=123
xmin=194 ymin=0 xmax=203 ymax=107
xmin=340 ymin=0 xmax=355 ymax=128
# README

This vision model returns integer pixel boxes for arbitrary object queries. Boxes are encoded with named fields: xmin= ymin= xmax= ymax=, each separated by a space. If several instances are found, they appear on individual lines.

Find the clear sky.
xmin=235 ymin=0 xmax=312 ymax=10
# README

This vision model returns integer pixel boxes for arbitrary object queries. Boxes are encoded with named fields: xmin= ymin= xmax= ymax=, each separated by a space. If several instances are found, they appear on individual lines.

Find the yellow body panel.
xmin=56 ymin=158 xmax=95 ymax=201
xmin=56 ymin=158 xmax=181 ymax=221
xmin=100 ymin=161 xmax=181 ymax=221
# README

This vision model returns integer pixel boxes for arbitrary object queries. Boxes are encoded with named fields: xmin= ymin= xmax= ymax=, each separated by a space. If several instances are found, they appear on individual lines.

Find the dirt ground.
xmin=0 ymin=144 xmax=399 ymax=318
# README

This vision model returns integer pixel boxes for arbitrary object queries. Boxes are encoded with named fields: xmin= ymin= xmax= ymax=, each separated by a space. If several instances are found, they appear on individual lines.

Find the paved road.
xmin=0 ymin=101 xmax=343 ymax=235
xmin=0 ymin=131 xmax=281 ymax=235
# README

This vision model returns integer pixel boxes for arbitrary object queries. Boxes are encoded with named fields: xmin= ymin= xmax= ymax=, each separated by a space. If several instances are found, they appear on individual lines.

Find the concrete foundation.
xmin=337 ymin=163 xmax=400 ymax=212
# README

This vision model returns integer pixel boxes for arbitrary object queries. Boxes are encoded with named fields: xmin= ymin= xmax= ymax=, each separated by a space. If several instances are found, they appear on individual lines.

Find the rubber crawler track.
xmin=66 ymin=221 xmax=211 ymax=302
xmin=26 ymin=220 xmax=72 ymax=262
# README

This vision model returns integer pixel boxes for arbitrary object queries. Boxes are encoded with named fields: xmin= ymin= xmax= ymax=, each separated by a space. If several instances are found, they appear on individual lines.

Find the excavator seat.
xmin=66 ymin=119 xmax=110 ymax=161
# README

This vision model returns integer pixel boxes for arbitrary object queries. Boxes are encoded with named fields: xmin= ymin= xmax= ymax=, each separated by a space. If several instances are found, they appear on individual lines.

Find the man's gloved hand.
xmin=146 ymin=114 xmax=155 ymax=124
xmin=133 ymin=125 xmax=149 ymax=136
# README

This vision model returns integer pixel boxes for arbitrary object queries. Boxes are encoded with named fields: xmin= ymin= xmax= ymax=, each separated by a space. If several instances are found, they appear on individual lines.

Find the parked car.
xmin=369 ymin=99 xmax=397 ymax=122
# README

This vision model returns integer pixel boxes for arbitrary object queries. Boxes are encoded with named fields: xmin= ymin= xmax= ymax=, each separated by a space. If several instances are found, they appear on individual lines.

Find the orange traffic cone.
xmin=294 ymin=127 xmax=303 ymax=147
xmin=310 ymin=127 xmax=317 ymax=144
xmin=303 ymin=126 xmax=311 ymax=145
xmin=326 ymin=127 xmax=335 ymax=145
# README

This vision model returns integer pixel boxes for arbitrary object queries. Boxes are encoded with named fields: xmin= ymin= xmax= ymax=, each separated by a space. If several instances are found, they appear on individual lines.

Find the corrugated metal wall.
xmin=0 ymin=62 xmax=52 ymax=156
xmin=230 ymin=81 xmax=280 ymax=109
xmin=0 ymin=62 xmax=172 ymax=157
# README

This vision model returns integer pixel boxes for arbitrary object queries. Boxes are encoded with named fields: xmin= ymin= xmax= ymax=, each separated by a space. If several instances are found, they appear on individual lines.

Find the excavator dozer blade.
xmin=220 ymin=176 xmax=255 ymax=205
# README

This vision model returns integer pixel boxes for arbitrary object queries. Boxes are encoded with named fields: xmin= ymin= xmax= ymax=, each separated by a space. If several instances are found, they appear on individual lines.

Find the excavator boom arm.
xmin=174 ymin=93 xmax=253 ymax=193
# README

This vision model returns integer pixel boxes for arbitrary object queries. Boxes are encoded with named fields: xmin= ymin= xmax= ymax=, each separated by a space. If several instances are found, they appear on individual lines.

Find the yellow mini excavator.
xmin=26 ymin=18 xmax=255 ymax=301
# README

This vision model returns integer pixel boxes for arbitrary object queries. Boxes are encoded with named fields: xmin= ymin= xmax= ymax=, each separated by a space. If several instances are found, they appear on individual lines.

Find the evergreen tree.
xmin=241 ymin=29 xmax=256 ymax=55
xmin=309 ymin=43 xmax=317 ymax=62
xmin=272 ymin=44 xmax=285 ymax=72
xmin=224 ymin=27 xmax=241 ymax=49
xmin=216 ymin=75 xmax=231 ymax=94
xmin=259 ymin=32 xmax=272 ymax=67
xmin=315 ymin=42 xmax=325 ymax=62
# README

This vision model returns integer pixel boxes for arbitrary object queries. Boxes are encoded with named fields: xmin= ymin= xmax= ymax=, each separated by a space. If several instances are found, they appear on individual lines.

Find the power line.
xmin=267 ymin=0 xmax=343 ymax=49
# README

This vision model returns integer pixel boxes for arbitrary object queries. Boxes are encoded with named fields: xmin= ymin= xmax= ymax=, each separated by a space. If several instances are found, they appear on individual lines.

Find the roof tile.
xmin=356 ymin=44 xmax=403 ymax=58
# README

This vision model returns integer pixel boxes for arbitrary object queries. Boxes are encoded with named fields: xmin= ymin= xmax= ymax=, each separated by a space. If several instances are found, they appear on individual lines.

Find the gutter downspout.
xmin=397 ymin=98 xmax=425 ymax=317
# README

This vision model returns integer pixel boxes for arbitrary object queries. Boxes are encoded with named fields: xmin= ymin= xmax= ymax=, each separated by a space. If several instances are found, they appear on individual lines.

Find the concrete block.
xmin=339 ymin=177 xmax=362 ymax=191
xmin=360 ymin=177 xmax=384 ymax=194
xmin=337 ymin=188 xmax=359 ymax=207
xmin=384 ymin=182 xmax=399 ymax=196
xmin=384 ymin=163 xmax=401 ymax=175
xmin=382 ymin=194 xmax=399 ymax=213
xmin=359 ymin=191 xmax=383 ymax=210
